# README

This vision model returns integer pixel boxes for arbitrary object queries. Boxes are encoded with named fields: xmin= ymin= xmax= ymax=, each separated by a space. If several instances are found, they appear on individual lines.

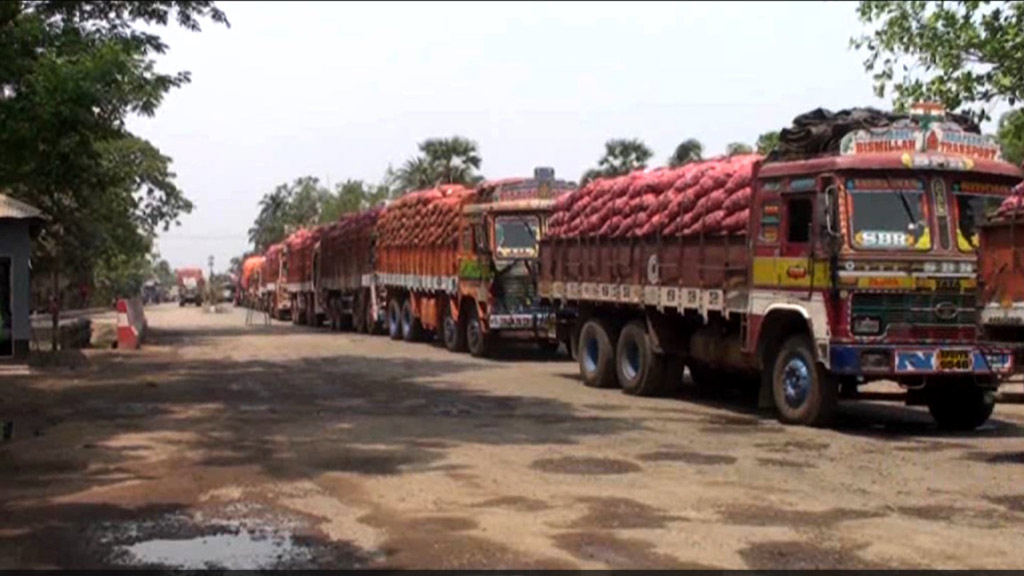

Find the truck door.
xmin=778 ymin=193 xmax=816 ymax=290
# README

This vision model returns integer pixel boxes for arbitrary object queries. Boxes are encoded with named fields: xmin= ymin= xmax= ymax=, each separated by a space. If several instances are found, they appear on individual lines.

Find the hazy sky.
xmin=130 ymin=1 xmax=909 ymax=271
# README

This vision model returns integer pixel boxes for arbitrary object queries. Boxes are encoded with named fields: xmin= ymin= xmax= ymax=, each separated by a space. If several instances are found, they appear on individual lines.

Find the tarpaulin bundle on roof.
xmin=770 ymin=107 xmax=981 ymax=162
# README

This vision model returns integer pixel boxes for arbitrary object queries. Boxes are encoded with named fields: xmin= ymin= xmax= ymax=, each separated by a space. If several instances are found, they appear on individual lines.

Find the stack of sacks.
xmin=329 ymin=204 xmax=384 ymax=243
xmin=378 ymin=185 xmax=476 ymax=247
xmin=996 ymin=182 xmax=1024 ymax=218
xmin=547 ymin=154 xmax=762 ymax=239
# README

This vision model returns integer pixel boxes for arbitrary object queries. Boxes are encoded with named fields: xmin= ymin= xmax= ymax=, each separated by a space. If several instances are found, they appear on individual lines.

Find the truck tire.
xmin=466 ymin=306 xmax=490 ymax=358
xmin=387 ymin=298 xmax=403 ymax=340
xmin=179 ymin=300 xmax=184 ymax=308
xmin=401 ymin=299 xmax=422 ymax=342
xmin=442 ymin=304 xmax=466 ymax=352
xmin=616 ymin=320 xmax=666 ymax=396
xmin=927 ymin=385 xmax=995 ymax=431
xmin=770 ymin=335 xmax=837 ymax=427
xmin=578 ymin=319 xmax=617 ymax=389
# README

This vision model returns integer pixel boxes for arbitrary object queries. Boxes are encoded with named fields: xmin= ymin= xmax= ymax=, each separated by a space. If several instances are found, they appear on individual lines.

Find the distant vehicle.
xmin=175 ymin=268 xmax=205 ymax=307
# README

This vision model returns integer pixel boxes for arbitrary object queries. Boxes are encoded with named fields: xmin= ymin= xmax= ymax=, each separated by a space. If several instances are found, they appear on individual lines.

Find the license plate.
xmin=938 ymin=350 xmax=972 ymax=371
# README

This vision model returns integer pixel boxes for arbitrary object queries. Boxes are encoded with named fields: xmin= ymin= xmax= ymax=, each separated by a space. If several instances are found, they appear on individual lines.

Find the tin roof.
xmin=0 ymin=194 xmax=42 ymax=220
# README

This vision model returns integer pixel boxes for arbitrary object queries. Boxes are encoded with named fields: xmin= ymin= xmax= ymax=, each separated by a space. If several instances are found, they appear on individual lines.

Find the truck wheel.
xmin=401 ymin=299 xmax=422 ymax=342
xmin=179 ymin=301 xmax=184 ymax=308
xmin=616 ymin=321 xmax=666 ymax=397
xmin=771 ymin=335 xmax=837 ymax=427
xmin=442 ymin=305 xmax=466 ymax=352
xmin=387 ymin=298 xmax=403 ymax=340
xmin=578 ymin=319 xmax=616 ymax=389
xmin=927 ymin=385 xmax=995 ymax=431
xmin=466 ymin=307 xmax=490 ymax=358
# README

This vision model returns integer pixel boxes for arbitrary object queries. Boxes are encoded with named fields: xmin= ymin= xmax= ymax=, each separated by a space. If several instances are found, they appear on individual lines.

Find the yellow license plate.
xmin=938 ymin=350 xmax=972 ymax=371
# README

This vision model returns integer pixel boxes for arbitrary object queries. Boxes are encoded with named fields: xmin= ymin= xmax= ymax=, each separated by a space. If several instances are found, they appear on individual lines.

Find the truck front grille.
xmin=851 ymin=292 xmax=977 ymax=331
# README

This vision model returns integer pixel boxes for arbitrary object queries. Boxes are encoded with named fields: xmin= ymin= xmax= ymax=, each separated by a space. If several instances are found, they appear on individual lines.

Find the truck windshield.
xmin=955 ymin=194 xmax=1005 ymax=251
xmin=847 ymin=185 xmax=930 ymax=251
xmin=494 ymin=215 xmax=539 ymax=258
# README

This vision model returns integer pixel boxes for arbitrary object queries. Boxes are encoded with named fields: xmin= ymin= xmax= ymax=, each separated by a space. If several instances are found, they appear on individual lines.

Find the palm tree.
xmin=419 ymin=136 xmax=483 ymax=185
xmin=396 ymin=156 xmax=438 ymax=193
xmin=668 ymin=138 xmax=703 ymax=167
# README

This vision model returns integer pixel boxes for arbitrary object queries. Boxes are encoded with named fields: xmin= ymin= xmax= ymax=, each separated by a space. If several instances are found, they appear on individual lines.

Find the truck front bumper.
xmin=487 ymin=312 xmax=556 ymax=338
xmin=829 ymin=344 xmax=1016 ymax=377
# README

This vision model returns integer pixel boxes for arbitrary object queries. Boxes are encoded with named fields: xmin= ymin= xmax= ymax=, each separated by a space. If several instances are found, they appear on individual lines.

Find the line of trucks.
xmin=236 ymin=103 xmax=1024 ymax=431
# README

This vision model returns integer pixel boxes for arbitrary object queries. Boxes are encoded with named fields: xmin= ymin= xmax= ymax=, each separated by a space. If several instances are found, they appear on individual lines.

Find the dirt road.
xmin=2 ymin=303 xmax=1024 ymax=569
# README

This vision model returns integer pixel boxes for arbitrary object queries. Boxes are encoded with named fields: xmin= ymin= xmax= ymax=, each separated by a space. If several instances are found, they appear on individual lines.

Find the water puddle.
xmin=119 ymin=529 xmax=310 ymax=569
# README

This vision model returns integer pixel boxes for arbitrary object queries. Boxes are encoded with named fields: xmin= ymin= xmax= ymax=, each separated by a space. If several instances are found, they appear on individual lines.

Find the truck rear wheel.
xmin=387 ymin=298 xmax=402 ymax=340
xmin=401 ymin=299 xmax=422 ymax=342
xmin=616 ymin=320 xmax=666 ymax=396
xmin=442 ymin=305 xmax=466 ymax=352
xmin=578 ymin=319 xmax=616 ymax=389
xmin=927 ymin=384 xmax=995 ymax=431
xmin=466 ymin=307 xmax=489 ymax=358
xmin=771 ymin=335 xmax=837 ymax=427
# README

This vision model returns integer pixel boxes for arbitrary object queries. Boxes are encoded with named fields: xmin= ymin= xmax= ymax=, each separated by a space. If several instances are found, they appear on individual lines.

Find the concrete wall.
xmin=0 ymin=219 xmax=32 ymax=357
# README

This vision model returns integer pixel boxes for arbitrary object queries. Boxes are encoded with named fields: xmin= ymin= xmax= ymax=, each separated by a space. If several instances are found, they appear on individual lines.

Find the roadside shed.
xmin=0 ymin=194 xmax=42 ymax=360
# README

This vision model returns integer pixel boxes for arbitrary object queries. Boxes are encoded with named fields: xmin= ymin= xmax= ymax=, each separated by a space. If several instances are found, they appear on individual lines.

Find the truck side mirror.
xmin=823 ymin=185 xmax=840 ymax=239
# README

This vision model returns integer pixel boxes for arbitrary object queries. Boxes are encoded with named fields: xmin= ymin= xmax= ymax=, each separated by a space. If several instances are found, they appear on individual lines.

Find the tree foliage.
xmin=726 ymin=142 xmax=754 ymax=156
xmin=668 ymin=138 xmax=703 ymax=167
xmin=997 ymin=109 xmax=1024 ymax=166
xmin=247 ymin=172 xmax=398 ymax=252
xmin=851 ymin=1 xmax=1024 ymax=122
xmin=582 ymin=138 xmax=653 ymax=184
xmin=756 ymin=131 xmax=780 ymax=155
xmin=0 ymin=0 xmax=227 ymax=339
xmin=395 ymin=136 xmax=484 ymax=193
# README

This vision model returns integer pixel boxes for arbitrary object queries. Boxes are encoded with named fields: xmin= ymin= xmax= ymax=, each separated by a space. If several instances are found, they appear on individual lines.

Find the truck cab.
xmin=460 ymin=168 xmax=576 ymax=352
xmin=752 ymin=105 xmax=1022 ymax=428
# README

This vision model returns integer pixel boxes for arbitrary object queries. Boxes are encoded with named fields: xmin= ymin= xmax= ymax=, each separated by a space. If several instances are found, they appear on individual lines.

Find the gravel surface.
xmin=2 ymin=303 xmax=1024 ymax=569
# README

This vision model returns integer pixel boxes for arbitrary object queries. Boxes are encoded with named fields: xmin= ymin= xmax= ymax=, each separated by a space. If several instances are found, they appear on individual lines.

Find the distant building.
xmin=0 ymin=194 xmax=42 ymax=360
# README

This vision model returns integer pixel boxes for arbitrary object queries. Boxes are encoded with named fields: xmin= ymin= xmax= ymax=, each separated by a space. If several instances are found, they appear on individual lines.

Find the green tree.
xmin=394 ymin=137 xmax=484 ymax=193
xmin=419 ymin=136 xmax=483 ymax=185
xmin=249 ymin=183 xmax=292 ymax=252
xmin=756 ymin=131 xmax=780 ymax=155
xmin=668 ymin=138 xmax=703 ymax=167
xmin=396 ymin=156 xmax=439 ymax=193
xmin=726 ymin=142 xmax=754 ymax=156
xmin=997 ymin=109 xmax=1024 ymax=166
xmin=0 ymin=0 xmax=227 ymax=348
xmin=153 ymin=257 xmax=176 ymax=288
xmin=851 ymin=1 xmax=1024 ymax=122
xmin=582 ymin=138 xmax=653 ymax=184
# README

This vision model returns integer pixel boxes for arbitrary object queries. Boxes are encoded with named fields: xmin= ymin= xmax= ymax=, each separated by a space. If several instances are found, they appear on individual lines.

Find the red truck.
xmin=313 ymin=206 xmax=384 ymax=332
xmin=376 ymin=168 xmax=575 ymax=356
xmin=978 ymin=183 xmax=1024 ymax=356
xmin=540 ymin=104 xmax=1023 ymax=429
xmin=175 ymin=268 xmax=205 ymax=307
